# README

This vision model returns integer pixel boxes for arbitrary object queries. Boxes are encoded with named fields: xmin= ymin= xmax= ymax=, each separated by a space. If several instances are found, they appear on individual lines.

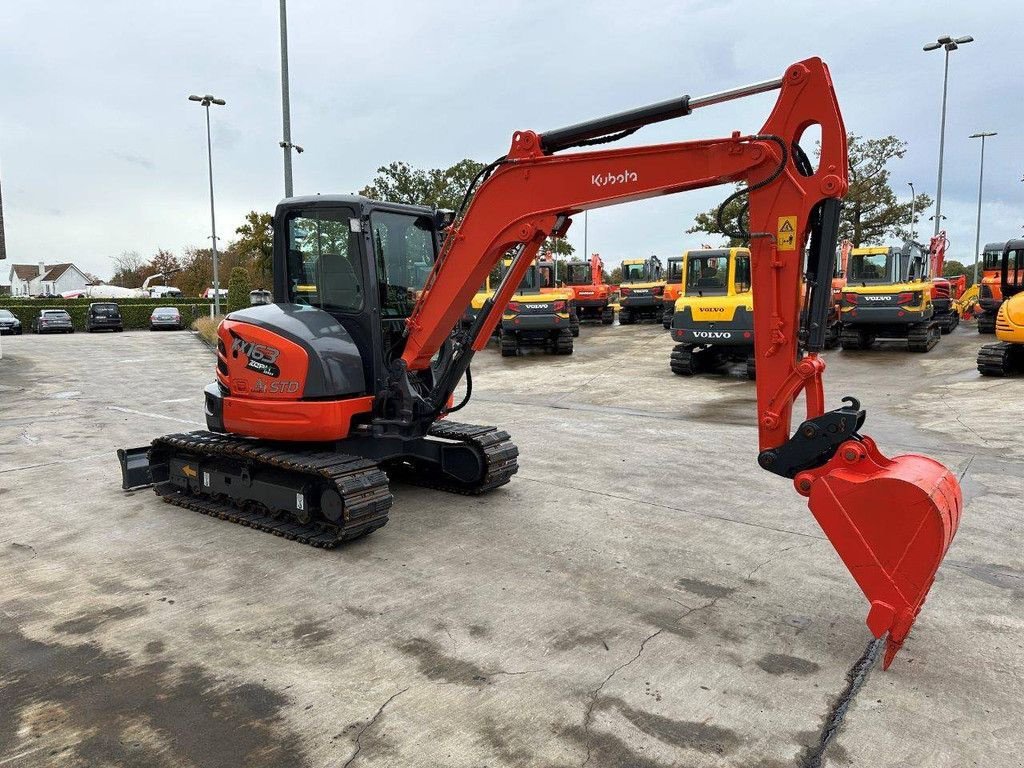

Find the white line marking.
xmin=159 ymin=398 xmax=194 ymax=403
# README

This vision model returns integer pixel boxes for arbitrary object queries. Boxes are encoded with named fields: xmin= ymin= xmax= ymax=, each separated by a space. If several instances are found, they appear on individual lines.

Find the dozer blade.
xmin=799 ymin=436 xmax=962 ymax=668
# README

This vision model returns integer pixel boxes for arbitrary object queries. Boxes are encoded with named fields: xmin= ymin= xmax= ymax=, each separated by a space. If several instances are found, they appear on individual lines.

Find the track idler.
xmin=793 ymin=436 xmax=962 ymax=668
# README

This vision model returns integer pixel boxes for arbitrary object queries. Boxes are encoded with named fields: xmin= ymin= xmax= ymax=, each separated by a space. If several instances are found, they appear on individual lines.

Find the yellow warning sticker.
xmin=777 ymin=216 xmax=797 ymax=251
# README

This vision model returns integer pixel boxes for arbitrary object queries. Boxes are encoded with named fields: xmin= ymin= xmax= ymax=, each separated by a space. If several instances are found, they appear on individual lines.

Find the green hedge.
xmin=2 ymin=301 xmax=213 ymax=331
xmin=0 ymin=297 xmax=208 ymax=307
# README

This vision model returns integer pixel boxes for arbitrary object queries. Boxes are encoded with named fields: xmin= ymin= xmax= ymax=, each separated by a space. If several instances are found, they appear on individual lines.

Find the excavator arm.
xmin=397 ymin=58 xmax=961 ymax=667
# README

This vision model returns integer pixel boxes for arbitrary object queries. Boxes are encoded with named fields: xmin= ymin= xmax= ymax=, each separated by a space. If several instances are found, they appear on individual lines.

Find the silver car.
xmin=150 ymin=307 xmax=184 ymax=331
xmin=31 ymin=309 xmax=74 ymax=334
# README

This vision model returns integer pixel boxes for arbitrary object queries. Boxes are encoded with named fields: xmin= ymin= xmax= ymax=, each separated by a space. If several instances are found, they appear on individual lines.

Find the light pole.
xmin=923 ymin=34 xmax=973 ymax=236
xmin=908 ymin=182 xmax=917 ymax=240
xmin=969 ymin=131 xmax=997 ymax=285
xmin=278 ymin=0 xmax=303 ymax=197
xmin=189 ymin=94 xmax=226 ymax=315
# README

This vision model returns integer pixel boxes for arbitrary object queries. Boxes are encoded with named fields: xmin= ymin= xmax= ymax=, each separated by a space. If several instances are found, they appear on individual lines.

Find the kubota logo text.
xmin=592 ymin=170 xmax=638 ymax=187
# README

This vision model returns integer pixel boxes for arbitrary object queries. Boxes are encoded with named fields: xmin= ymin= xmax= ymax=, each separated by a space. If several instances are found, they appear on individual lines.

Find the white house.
xmin=8 ymin=262 xmax=90 ymax=297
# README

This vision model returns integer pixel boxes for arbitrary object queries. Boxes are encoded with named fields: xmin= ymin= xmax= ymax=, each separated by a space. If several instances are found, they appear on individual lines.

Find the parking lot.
xmin=0 ymin=325 xmax=1021 ymax=767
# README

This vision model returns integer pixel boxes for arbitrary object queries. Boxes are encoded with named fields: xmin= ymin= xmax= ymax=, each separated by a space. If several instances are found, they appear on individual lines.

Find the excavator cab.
xmin=978 ymin=241 xmax=1009 ymax=333
xmin=618 ymin=256 xmax=665 ymax=324
xmin=978 ymin=239 xmax=1024 ymax=375
xmin=661 ymin=255 xmax=685 ymax=328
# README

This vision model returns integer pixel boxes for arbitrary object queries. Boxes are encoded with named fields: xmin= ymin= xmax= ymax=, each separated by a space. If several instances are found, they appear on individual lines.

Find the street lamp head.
xmin=923 ymin=42 xmax=942 ymax=51
xmin=936 ymin=35 xmax=952 ymax=44
xmin=955 ymin=36 xmax=974 ymax=44
xmin=188 ymin=95 xmax=203 ymax=102
xmin=211 ymin=98 xmax=226 ymax=106
xmin=969 ymin=131 xmax=997 ymax=139
xmin=294 ymin=144 xmax=304 ymax=154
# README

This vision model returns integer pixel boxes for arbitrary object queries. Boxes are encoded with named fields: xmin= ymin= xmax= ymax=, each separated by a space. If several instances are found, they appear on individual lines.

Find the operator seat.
xmin=317 ymin=253 xmax=362 ymax=311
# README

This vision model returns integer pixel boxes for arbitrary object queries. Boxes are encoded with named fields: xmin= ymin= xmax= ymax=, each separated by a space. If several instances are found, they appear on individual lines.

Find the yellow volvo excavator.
xmin=669 ymin=247 xmax=756 ymax=377
xmin=839 ymin=242 xmax=939 ymax=352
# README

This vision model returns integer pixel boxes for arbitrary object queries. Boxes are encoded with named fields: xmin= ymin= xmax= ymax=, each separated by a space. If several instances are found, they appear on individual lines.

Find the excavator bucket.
xmin=801 ymin=437 xmax=962 ymax=668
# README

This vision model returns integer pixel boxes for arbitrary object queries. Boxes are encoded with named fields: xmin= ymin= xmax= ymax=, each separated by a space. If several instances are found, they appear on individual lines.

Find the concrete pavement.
xmin=0 ymin=323 xmax=1020 ymax=767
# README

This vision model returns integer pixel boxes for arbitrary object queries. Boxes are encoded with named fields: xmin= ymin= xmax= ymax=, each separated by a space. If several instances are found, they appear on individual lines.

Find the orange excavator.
xmin=558 ymin=253 xmax=616 ymax=324
xmin=118 ymin=58 xmax=960 ymax=668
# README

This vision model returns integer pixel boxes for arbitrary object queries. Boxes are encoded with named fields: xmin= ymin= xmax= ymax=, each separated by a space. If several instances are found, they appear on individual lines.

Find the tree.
xmin=147 ymin=249 xmax=181 ymax=284
xmin=227 ymin=266 xmax=251 ymax=313
xmin=110 ymin=250 xmax=146 ymax=287
xmin=844 ymin=135 xmax=932 ymax=246
xmin=608 ymin=267 xmax=623 ymax=284
xmin=686 ymin=134 xmax=933 ymax=248
xmin=177 ymin=247 xmax=213 ymax=298
xmin=235 ymin=211 xmax=274 ymax=280
xmin=360 ymin=159 xmax=486 ymax=211
xmin=686 ymin=188 xmax=748 ymax=247
xmin=942 ymin=259 xmax=973 ymax=286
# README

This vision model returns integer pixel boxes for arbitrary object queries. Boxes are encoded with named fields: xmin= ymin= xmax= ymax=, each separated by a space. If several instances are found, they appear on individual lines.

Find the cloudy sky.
xmin=1 ymin=0 xmax=1020 ymax=284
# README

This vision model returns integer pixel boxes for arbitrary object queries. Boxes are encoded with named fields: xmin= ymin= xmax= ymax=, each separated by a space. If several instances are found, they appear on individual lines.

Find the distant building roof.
xmin=10 ymin=264 xmax=40 ymax=281
xmin=41 ymin=263 xmax=75 ymax=281
xmin=8 ymin=262 xmax=84 ymax=282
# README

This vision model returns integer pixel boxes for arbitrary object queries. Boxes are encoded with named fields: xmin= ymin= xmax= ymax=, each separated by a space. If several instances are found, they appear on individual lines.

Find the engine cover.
xmin=217 ymin=303 xmax=367 ymax=400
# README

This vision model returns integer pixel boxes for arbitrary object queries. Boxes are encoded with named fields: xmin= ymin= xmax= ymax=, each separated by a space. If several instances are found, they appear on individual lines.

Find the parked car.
xmin=86 ymin=302 xmax=124 ymax=332
xmin=31 ymin=309 xmax=74 ymax=334
xmin=0 ymin=309 xmax=23 ymax=335
xmin=150 ymin=307 xmax=184 ymax=331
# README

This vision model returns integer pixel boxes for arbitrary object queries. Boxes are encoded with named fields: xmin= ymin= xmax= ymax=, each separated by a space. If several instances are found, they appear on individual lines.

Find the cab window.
xmin=733 ymin=254 xmax=751 ymax=293
xmin=370 ymin=211 xmax=436 ymax=318
xmin=684 ymin=254 xmax=728 ymax=296
xmin=286 ymin=207 xmax=363 ymax=313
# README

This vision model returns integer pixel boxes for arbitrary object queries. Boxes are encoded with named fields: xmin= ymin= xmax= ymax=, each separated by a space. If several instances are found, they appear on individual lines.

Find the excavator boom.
xmin=398 ymin=58 xmax=961 ymax=666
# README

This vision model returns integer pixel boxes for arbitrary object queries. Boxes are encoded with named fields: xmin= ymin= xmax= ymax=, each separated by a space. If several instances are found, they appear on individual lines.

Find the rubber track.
xmin=150 ymin=431 xmax=392 ymax=549
xmin=977 ymin=341 xmax=1023 ymax=377
xmin=908 ymin=322 xmax=939 ymax=353
xmin=393 ymin=420 xmax=519 ymax=495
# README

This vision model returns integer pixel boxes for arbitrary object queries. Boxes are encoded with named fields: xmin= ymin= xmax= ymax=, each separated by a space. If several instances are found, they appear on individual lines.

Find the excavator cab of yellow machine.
xmin=118 ymin=58 xmax=961 ymax=668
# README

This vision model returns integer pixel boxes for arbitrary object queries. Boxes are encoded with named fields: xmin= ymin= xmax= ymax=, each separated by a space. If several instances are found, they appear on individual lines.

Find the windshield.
xmin=848 ymin=253 xmax=891 ymax=283
xmin=621 ymin=264 xmax=649 ymax=283
xmin=684 ymin=254 xmax=728 ymax=296
xmin=92 ymin=304 xmax=119 ymax=316
xmin=666 ymin=258 xmax=684 ymax=283
xmin=287 ymin=206 xmax=364 ymax=313
xmin=565 ymin=263 xmax=591 ymax=285
xmin=0 ymin=310 xmax=14 ymax=319
xmin=154 ymin=308 xmax=179 ymax=316
xmin=43 ymin=310 xmax=70 ymax=319
xmin=517 ymin=265 xmax=541 ymax=293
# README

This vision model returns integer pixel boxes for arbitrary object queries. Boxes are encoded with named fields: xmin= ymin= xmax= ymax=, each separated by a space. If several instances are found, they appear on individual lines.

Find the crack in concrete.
xmin=744 ymin=543 xmax=813 ymax=581
xmin=799 ymin=636 xmax=883 ymax=768
xmin=580 ymin=599 xmax=718 ymax=766
xmin=342 ymin=687 xmax=409 ymax=768
xmin=581 ymin=629 xmax=663 ymax=767
xmin=940 ymin=392 xmax=990 ymax=446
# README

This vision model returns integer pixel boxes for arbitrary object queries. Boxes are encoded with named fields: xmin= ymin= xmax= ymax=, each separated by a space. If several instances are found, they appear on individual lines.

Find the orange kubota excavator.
xmin=119 ymin=59 xmax=960 ymax=668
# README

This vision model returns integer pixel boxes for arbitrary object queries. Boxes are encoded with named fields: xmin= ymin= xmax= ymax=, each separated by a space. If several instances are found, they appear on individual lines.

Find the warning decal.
xmin=777 ymin=216 xmax=797 ymax=251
